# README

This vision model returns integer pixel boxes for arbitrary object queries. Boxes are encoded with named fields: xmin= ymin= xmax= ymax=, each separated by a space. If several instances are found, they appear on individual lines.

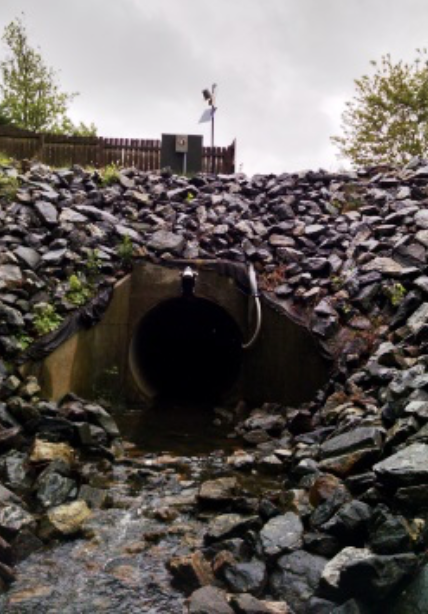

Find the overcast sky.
xmin=1 ymin=0 xmax=428 ymax=175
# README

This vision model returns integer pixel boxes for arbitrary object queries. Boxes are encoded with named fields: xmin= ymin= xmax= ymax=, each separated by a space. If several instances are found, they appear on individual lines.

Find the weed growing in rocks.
xmin=100 ymin=162 xmax=120 ymax=186
xmin=385 ymin=282 xmax=407 ymax=307
xmin=117 ymin=234 xmax=134 ymax=269
xmin=85 ymin=249 xmax=102 ymax=285
xmin=0 ymin=172 xmax=19 ymax=202
xmin=15 ymin=331 xmax=34 ymax=350
xmin=66 ymin=274 xmax=92 ymax=306
xmin=33 ymin=302 xmax=63 ymax=336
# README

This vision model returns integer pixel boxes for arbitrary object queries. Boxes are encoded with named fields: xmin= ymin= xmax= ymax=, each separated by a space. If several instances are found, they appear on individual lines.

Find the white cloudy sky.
xmin=0 ymin=0 xmax=428 ymax=175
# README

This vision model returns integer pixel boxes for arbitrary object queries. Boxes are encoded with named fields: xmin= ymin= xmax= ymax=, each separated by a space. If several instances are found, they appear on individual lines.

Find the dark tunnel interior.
xmin=131 ymin=297 xmax=243 ymax=404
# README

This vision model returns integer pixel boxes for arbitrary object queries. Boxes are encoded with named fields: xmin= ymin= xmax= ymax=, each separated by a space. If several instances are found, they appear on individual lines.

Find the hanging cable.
xmin=242 ymin=263 xmax=262 ymax=349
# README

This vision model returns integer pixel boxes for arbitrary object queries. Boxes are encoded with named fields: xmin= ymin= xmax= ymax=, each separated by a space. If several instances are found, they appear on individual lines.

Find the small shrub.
xmin=0 ymin=151 xmax=13 ymax=166
xmin=66 ymin=274 xmax=92 ymax=306
xmin=100 ymin=163 xmax=120 ymax=187
xmin=15 ymin=332 xmax=34 ymax=350
xmin=86 ymin=249 xmax=102 ymax=284
xmin=117 ymin=234 xmax=134 ymax=267
xmin=385 ymin=282 xmax=407 ymax=307
xmin=33 ymin=303 xmax=63 ymax=336
xmin=0 ymin=173 xmax=19 ymax=202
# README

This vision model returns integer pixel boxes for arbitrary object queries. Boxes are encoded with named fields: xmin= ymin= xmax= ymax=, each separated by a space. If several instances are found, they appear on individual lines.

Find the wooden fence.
xmin=0 ymin=125 xmax=236 ymax=174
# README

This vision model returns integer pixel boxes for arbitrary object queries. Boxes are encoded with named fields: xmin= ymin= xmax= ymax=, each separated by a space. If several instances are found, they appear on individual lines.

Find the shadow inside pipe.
xmin=130 ymin=296 xmax=243 ymax=405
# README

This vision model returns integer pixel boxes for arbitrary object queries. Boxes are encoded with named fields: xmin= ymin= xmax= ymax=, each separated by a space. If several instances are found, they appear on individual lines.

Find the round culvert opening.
xmin=129 ymin=296 xmax=243 ymax=404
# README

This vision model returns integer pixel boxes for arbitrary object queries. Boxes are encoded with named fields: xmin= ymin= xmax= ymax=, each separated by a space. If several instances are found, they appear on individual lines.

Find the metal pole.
xmin=211 ymin=106 xmax=215 ymax=174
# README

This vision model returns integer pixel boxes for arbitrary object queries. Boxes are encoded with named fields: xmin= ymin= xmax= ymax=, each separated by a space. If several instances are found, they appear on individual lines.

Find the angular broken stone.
xmin=0 ymin=504 xmax=36 ymax=535
xmin=260 ymin=512 xmax=304 ymax=558
xmin=148 ymin=229 xmax=185 ymax=254
xmin=198 ymin=477 xmax=238 ymax=506
xmin=270 ymin=550 xmax=327 ymax=612
xmin=30 ymin=439 xmax=75 ymax=466
xmin=320 ymin=546 xmax=372 ymax=595
xmin=373 ymin=443 xmax=428 ymax=486
xmin=0 ymin=265 xmax=22 ymax=288
xmin=187 ymin=586 xmax=234 ymax=614
xmin=205 ymin=514 xmax=260 ymax=544
xmin=35 ymin=201 xmax=58 ymax=225
xmin=13 ymin=246 xmax=41 ymax=269
xmin=361 ymin=257 xmax=410 ymax=276
xmin=320 ymin=427 xmax=383 ymax=459
xmin=43 ymin=500 xmax=91 ymax=536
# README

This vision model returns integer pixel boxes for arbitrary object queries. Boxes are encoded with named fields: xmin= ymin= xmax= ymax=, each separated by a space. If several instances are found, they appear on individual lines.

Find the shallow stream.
xmin=0 ymin=405 xmax=245 ymax=613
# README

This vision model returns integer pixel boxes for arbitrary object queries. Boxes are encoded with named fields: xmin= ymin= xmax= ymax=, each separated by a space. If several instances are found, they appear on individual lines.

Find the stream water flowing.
xmin=0 ymin=405 xmax=247 ymax=613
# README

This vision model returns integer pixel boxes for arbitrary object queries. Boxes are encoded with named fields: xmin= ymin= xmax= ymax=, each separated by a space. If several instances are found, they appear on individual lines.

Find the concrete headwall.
xmin=26 ymin=261 xmax=329 ymax=407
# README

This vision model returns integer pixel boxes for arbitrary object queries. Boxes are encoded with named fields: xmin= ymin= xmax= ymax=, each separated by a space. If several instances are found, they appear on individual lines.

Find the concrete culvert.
xmin=129 ymin=296 xmax=243 ymax=404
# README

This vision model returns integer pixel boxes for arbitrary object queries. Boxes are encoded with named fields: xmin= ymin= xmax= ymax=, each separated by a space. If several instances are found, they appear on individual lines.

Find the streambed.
xmin=0 ymin=406 xmax=250 ymax=613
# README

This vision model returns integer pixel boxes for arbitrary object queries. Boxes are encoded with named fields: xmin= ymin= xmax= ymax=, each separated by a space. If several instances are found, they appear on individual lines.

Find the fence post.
xmin=98 ymin=138 xmax=105 ymax=168
xmin=38 ymin=133 xmax=45 ymax=162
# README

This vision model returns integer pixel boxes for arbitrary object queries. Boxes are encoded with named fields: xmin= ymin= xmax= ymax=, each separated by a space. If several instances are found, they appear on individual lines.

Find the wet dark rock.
xmin=0 ymin=535 xmax=12 ymax=566
xmin=0 ymin=561 xmax=15 ymax=585
xmin=223 ymin=559 xmax=267 ymax=596
xmin=369 ymin=506 xmax=418 ymax=554
xmin=373 ymin=443 xmax=428 ymax=486
xmin=269 ymin=549 xmax=327 ymax=614
xmin=205 ymin=514 xmax=261 ymax=545
xmin=229 ymin=593 xmax=271 ymax=613
xmin=10 ymin=528 xmax=43 ymax=563
xmin=148 ymin=229 xmax=185 ymax=254
xmin=35 ymin=468 xmax=76 ymax=509
xmin=260 ymin=512 xmax=303 ymax=558
xmin=321 ymin=500 xmax=372 ymax=543
xmin=35 ymin=201 xmax=58 ymax=225
xmin=168 ymin=552 xmax=214 ymax=594
xmin=389 ymin=562 xmax=428 ymax=613
xmin=0 ymin=504 xmax=36 ymax=537
xmin=304 ymin=532 xmax=341 ymax=557
xmin=198 ymin=477 xmax=238 ymax=508
xmin=187 ymin=586 xmax=234 ymax=614
xmin=320 ymin=427 xmax=383 ymax=459
xmin=338 ymin=551 xmax=419 ymax=602
xmin=330 ymin=599 xmax=372 ymax=614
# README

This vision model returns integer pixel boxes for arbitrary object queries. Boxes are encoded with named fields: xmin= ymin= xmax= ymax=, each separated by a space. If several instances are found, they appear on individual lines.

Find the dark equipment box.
xmin=161 ymin=133 xmax=203 ymax=175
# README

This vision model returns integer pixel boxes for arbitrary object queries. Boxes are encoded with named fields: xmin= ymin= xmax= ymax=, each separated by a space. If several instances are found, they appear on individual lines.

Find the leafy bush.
xmin=117 ymin=234 xmax=134 ymax=267
xmin=0 ymin=173 xmax=19 ymax=201
xmin=85 ymin=249 xmax=102 ymax=284
xmin=385 ymin=282 xmax=407 ymax=307
xmin=33 ymin=303 xmax=63 ymax=336
xmin=66 ymin=274 xmax=92 ymax=306
xmin=100 ymin=163 xmax=120 ymax=187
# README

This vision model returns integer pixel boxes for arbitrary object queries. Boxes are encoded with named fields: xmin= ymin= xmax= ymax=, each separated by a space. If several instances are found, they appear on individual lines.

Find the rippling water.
xmin=0 ymin=404 xmax=239 ymax=613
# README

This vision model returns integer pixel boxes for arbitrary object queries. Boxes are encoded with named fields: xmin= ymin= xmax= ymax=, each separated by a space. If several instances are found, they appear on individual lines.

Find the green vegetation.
xmin=66 ymin=274 xmax=92 ymax=306
xmin=33 ymin=302 xmax=63 ymax=336
xmin=332 ymin=50 xmax=428 ymax=167
xmin=385 ymin=282 xmax=407 ymax=307
xmin=0 ymin=172 xmax=19 ymax=201
xmin=0 ymin=16 xmax=96 ymax=135
xmin=0 ymin=151 xmax=13 ymax=166
xmin=100 ymin=163 xmax=120 ymax=187
xmin=117 ymin=234 xmax=134 ymax=267
xmin=85 ymin=249 xmax=102 ymax=284
xmin=15 ymin=331 xmax=34 ymax=351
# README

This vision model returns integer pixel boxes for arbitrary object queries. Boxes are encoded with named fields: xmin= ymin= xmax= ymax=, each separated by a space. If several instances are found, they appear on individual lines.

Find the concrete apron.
xmin=22 ymin=261 xmax=330 ymax=408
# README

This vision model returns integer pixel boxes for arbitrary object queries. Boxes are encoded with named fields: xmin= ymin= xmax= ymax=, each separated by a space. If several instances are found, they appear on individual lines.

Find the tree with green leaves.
xmin=0 ymin=16 xmax=96 ymax=136
xmin=332 ymin=50 xmax=428 ymax=167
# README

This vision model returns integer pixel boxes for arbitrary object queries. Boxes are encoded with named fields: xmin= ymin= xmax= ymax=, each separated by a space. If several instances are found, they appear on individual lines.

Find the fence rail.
xmin=0 ymin=125 xmax=236 ymax=174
